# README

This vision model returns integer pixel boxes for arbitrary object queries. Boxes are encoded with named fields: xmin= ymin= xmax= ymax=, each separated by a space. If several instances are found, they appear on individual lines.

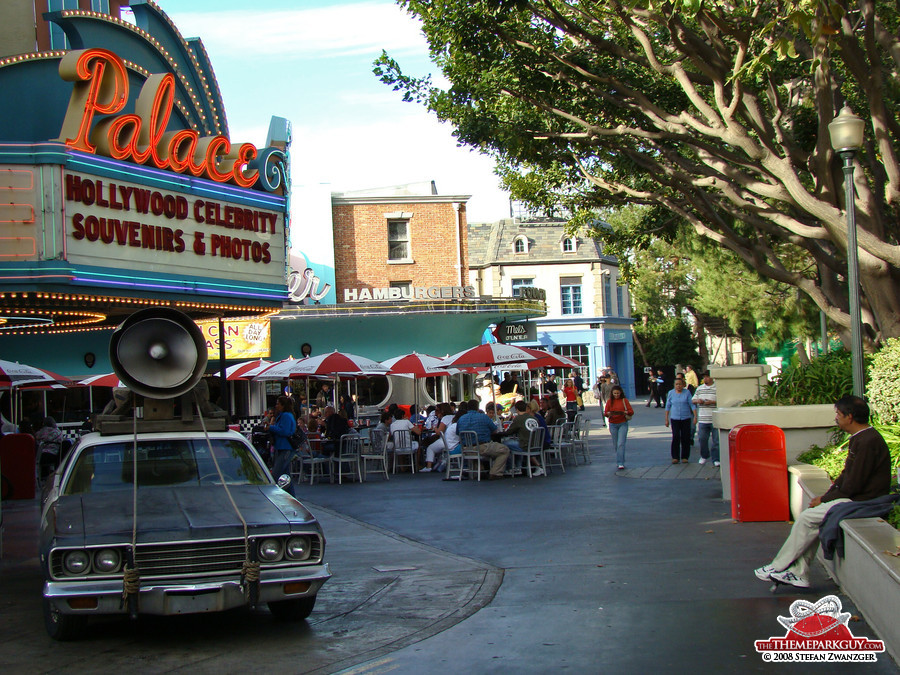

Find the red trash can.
xmin=728 ymin=424 xmax=790 ymax=522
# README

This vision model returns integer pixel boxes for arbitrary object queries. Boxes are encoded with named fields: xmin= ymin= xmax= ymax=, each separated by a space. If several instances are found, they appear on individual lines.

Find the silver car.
xmin=40 ymin=428 xmax=330 ymax=640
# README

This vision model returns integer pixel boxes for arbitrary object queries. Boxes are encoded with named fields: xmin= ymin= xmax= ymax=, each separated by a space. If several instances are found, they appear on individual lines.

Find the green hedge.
xmin=868 ymin=338 xmax=900 ymax=425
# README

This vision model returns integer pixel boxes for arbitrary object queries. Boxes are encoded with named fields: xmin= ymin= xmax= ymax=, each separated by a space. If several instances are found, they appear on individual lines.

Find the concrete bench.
xmin=794 ymin=466 xmax=900 ymax=662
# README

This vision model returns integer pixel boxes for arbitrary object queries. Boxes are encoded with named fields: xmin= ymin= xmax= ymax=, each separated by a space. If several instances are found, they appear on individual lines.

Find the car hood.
xmin=48 ymin=486 xmax=318 ymax=546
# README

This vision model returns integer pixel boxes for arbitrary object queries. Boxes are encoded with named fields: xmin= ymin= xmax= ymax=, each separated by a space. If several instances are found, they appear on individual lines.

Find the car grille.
xmin=49 ymin=535 xmax=324 ymax=579
xmin=135 ymin=539 xmax=248 ymax=578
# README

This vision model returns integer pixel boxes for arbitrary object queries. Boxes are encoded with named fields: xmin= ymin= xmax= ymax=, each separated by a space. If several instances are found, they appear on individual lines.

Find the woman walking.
xmin=267 ymin=395 xmax=297 ymax=495
xmin=604 ymin=385 xmax=634 ymax=471
xmin=562 ymin=378 xmax=579 ymax=421
xmin=664 ymin=377 xmax=696 ymax=464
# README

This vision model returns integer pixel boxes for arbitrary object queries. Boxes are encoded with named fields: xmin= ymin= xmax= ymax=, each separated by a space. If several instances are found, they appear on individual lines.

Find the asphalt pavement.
xmin=1 ymin=401 xmax=897 ymax=674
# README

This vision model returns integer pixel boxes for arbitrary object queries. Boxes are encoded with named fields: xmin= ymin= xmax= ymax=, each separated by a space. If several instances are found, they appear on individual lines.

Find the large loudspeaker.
xmin=109 ymin=308 xmax=208 ymax=399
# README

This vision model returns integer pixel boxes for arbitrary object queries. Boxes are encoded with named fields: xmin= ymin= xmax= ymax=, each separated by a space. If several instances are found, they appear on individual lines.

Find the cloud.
xmin=168 ymin=2 xmax=428 ymax=59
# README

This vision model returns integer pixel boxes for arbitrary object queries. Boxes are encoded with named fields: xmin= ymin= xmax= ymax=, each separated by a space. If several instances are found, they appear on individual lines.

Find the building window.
xmin=560 ymin=276 xmax=582 ymax=315
xmin=388 ymin=220 xmax=411 ymax=261
xmin=513 ymin=236 xmax=528 ymax=253
xmin=511 ymin=278 xmax=534 ymax=298
xmin=553 ymin=344 xmax=590 ymax=382
xmin=561 ymin=237 xmax=576 ymax=253
xmin=603 ymin=275 xmax=612 ymax=315
xmin=616 ymin=285 xmax=625 ymax=317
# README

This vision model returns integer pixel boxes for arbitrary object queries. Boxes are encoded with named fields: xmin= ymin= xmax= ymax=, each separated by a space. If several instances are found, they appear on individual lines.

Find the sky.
xmin=155 ymin=0 xmax=512 ymax=223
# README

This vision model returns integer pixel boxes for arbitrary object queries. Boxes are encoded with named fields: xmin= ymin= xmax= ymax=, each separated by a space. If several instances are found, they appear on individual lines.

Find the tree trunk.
xmin=632 ymin=330 xmax=650 ymax=368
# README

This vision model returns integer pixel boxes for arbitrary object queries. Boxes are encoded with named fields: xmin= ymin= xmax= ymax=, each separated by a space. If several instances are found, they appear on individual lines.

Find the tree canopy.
xmin=376 ymin=0 xmax=900 ymax=346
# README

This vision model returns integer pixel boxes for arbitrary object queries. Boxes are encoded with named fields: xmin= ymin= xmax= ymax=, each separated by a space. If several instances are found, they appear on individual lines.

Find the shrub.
xmin=867 ymin=338 xmax=900 ymax=425
xmin=744 ymin=350 xmax=853 ymax=406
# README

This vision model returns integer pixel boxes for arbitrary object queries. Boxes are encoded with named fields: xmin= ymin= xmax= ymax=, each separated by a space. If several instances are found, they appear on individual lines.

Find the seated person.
xmin=374 ymin=410 xmax=392 ymax=436
xmin=754 ymin=396 xmax=891 ymax=588
xmin=319 ymin=406 xmax=350 ymax=456
xmin=528 ymin=399 xmax=552 ymax=448
xmin=408 ymin=405 xmax=426 ymax=425
xmin=423 ymin=405 xmax=439 ymax=431
xmin=419 ymin=403 xmax=453 ymax=472
xmin=456 ymin=399 xmax=510 ymax=480
xmin=494 ymin=400 xmax=544 ymax=476
xmin=483 ymin=402 xmax=503 ymax=428
xmin=389 ymin=407 xmax=421 ymax=451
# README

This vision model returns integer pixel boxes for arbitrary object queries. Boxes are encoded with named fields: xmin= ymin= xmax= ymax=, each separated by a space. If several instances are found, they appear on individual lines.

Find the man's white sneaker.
xmin=698 ymin=457 xmax=707 ymax=465
xmin=531 ymin=467 xmax=545 ymax=477
xmin=419 ymin=467 xmax=432 ymax=473
xmin=770 ymin=569 xmax=810 ymax=588
xmin=754 ymin=564 xmax=777 ymax=581
xmin=713 ymin=461 xmax=720 ymax=467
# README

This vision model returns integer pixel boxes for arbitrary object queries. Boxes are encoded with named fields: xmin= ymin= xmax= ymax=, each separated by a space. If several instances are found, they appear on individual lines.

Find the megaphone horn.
xmin=109 ymin=308 xmax=208 ymax=399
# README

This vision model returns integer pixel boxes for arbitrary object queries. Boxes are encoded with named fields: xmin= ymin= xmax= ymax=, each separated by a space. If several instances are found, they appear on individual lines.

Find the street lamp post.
xmin=828 ymin=106 xmax=866 ymax=398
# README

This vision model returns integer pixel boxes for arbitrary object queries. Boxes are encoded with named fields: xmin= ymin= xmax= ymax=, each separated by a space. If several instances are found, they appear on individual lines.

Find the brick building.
xmin=330 ymin=183 xmax=469 ymax=298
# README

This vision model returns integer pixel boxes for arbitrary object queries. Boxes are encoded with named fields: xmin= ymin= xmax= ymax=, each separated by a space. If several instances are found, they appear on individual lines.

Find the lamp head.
xmin=828 ymin=106 xmax=865 ymax=152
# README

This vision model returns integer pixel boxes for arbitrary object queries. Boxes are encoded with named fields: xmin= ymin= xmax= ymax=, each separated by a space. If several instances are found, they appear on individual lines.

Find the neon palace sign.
xmin=56 ymin=49 xmax=270 ymax=191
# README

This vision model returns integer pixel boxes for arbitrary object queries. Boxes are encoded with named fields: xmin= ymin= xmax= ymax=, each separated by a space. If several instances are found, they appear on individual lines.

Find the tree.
xmin=376 ymin=0 xmax=900 ymax=347
xmin=614 ymin=206 xmax=821 ymax=360
xmin=634 ymin=317 xmax=700 ymax=369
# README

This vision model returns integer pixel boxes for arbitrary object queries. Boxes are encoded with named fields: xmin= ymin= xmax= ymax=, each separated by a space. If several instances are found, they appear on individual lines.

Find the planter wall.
xmin=713 ymin=404 xmax=835 ymax=501
xmin=825 ymin=518 xmax=900 ymax=664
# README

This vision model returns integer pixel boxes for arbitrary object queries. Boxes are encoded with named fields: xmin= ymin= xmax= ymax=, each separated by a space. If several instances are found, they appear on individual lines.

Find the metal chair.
xmin=301 ymin=433 xmax=330 ymax=485
xmin=442 ymin=431 xmax=464 ymax=481
xmin=459 ymin=430 xmax=483 ymax=481
xmin=331 ymin=434 xmax=362 ymax=484
xmin=511 ymin=427 xmax=546 ymax=478
xmin=360 ymin=428 xmax=389 ymax=481
xmin=545 ymin=424 xmax=568 ymax=474
xmin=391 ymin=429 xmax=417 ymax=474
xmin=572 ymin=414 xmax=591 ymax=464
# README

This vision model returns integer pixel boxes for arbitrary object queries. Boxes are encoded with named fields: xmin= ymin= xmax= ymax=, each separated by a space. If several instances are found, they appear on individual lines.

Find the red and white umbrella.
xmin=0 ymin=359 xmax=72 ymax=388
xmin=440 ymin=344 xmax=539 ymax=411
xmin=223 ymin=359 xmax=272 ymax=381
xmin=255 ymin=351 xmax=387 ymax=379
xmin=440 ymin=343 xmax=540 ymax=369
xmin=78 ymin=372 xmax=124 ymax=387
xmin=380 ymin=352 xmax=462 ymax=418
xmin=380 ymin=352 xmax=460 ymax=378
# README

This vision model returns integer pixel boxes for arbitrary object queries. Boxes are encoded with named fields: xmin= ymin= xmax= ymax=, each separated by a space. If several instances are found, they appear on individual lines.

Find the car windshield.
xmin=63 ymin=438 xmax=269 ymax=495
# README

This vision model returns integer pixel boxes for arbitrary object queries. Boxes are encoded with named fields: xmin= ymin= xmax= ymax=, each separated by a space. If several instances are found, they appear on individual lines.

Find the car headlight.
xmin=64 ymin=550 xmax=91 ymax=575
xmin=286 ymin=535 xmax=311 ymax=561
xmin=93 ymin=548 xmax=122 ymax=573
xmin=258 ymin=538 xmax=284 ymax=562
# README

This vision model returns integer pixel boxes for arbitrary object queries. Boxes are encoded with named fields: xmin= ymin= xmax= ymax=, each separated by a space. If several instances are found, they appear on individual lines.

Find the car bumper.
xmin=44 ymin=563 xmax=331 ymax=615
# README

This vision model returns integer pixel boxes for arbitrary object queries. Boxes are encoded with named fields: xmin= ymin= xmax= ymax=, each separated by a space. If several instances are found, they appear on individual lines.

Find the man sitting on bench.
xmin=754 ymin=395 xmax=891 ymax=588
